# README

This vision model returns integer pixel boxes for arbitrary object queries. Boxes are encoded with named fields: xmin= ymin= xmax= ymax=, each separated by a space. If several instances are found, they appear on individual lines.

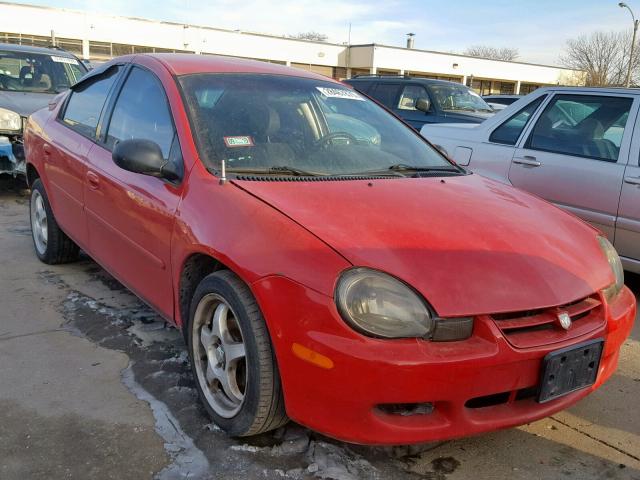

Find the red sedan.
xmin=24 ymin=54 xmax=635 ymax=445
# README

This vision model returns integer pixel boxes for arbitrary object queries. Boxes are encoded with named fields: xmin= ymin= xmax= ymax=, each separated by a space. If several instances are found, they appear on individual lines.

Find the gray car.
xmin=0 ymin=43 xmax=87 ymax=177
xmin=421 ymin=86 xmax=640 ymax=273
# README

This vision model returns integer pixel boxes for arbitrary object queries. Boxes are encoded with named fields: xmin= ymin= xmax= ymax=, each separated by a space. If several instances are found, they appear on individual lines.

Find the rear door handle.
xmin=86 ymin=171 xmax=100 ymax=189
xmin=513 ymin=156 xmax=541 ymax=167
xmin=624 ymin=176 xmax=640 ymax=186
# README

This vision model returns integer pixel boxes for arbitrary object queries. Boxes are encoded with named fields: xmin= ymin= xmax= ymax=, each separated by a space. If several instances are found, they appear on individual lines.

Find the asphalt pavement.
xmin=0 ymin=177 xmax=638 ymax=480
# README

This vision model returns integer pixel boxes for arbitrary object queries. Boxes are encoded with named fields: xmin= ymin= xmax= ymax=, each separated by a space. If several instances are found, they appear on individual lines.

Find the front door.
xmin=508 ymin=92 xmax=636 ymax=240
xmin=616 ymin=108 xmax=640 ymax=269
xmin=394 ymin=84 xmax=432 ymax=129
xmin=45 ymin=66 xmax=122 ymax=247
xmin=83 ymin=66 xmax=184 ymax=318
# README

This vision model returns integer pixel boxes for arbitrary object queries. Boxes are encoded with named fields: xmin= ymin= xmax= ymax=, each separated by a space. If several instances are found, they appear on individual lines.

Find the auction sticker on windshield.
xmin=224 ymin=136 xmax=254 ymax=147
xmin=51 ymin=56 xmax=79 ymax=65
xmin=316 ymin=87 xmax=364 ymax=101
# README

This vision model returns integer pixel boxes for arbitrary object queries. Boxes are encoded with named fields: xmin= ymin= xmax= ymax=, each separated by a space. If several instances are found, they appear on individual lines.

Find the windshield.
xmin=429 ymin=84 xmax=493 ymax=113
xmin=179 ymin=73 xmax=456 ymax=176
xmin=0 ymin=50 xmax=86 ymax=93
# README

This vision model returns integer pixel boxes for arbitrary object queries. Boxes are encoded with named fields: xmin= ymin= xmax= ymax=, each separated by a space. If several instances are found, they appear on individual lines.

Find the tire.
xmin=187 ymin=270 xmax=288 ymax=436
xmin=30 ymin=178 xmax=79 ymax=264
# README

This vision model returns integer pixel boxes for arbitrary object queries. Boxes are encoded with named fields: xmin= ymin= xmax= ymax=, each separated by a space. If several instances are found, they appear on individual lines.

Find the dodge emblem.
xmin=558 ymin=312 xmax=572 ymax=330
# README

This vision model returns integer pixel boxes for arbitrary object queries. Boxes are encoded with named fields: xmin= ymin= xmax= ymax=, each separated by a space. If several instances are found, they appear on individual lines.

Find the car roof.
xmin=535 ymin=86 xmax=640 ymax=95
xmin=141 ymin=53 xmax=339 ymax=82
xmin=345 ymin=76 xmax=464 ymax=87
xmin=0 ymin=42 xmax=78 ymax=58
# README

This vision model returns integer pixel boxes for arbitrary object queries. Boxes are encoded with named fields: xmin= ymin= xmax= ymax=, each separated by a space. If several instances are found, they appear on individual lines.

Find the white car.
xmin=420 ymin=86 xmax=640 ymax=272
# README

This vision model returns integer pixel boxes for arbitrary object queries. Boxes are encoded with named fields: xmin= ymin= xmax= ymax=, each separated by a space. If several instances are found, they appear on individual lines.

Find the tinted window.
xmin=347 ymin=81 xmax=373 ymax=94
xmin=397 ymin=85 xmax=429 ymax=110
xmin=369 ymin=83 xmax=400 ymax=108
xmin=62 ymin=66 xmax=120 ymax=138
xmin=528 ymin=94 xmax=632 ymax=162
xmin=106 ymin=67 xmax=174 ymax=157
xmin=490 ymin=95 xmax=546 ymax=145
xmin=180 ymin=74 xmax=456 ymax=176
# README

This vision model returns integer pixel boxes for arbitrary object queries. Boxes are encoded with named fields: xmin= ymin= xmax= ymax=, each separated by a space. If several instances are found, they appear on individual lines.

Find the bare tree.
xmin=464 ymin=45 xmax=519 ymax=61
xmin=561 ymin=30 xmax=639 ymax=86
xmin=291 ymin=31 xmax=328 ymax=42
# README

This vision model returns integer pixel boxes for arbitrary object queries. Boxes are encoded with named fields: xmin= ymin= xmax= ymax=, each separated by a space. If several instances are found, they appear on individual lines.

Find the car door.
xmin=394 ymin=84 xmax=432 ymax=129
xmin=508 ymin=92 xmax=637 ymax=240
xmin=83 ymin=65 xmax=184 ymax=318
xmin=368 ymin=82 xmax=401 ymax=110
xmin=615 ymin=101 xmax=640 ymax=269
xmin=45 ymin=65 xmax=122 ymax=247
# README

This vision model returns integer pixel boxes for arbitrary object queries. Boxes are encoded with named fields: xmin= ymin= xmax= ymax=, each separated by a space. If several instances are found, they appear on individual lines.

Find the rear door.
xmin=46 ymin=65 xmax=122 ymax=247
xmin=367 ymin=82 xmax=401 ymax=110
xmin=508 ymin=92 xmax=637 ymax=240
xmin=83 ymin=65 xmax=184 ymax=318
xmin=616 ymin=98 xmax=640 ymax=269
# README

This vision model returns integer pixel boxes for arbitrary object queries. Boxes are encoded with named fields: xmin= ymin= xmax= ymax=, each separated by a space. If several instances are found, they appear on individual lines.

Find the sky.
xmin=8 ymin=0 xmax=630 ymax=66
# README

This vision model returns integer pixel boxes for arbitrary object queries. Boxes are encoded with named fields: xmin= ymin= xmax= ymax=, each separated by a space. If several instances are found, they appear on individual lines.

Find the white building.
xmin=0 ymin=1 xmax=583 ymax=95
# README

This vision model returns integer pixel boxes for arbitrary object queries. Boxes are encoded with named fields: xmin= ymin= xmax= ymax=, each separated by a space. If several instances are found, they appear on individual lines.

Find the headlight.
xmin=598 ymin=236 xmax=624 ymax=302
xmin=336 ymin=268 xmax=434 ymax=338
xmin=0 ymin=108 xmax=22 ymax=134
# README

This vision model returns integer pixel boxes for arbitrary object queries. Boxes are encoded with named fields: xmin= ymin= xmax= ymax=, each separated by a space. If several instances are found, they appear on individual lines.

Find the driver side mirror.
xmin=112 ymin=139 xmax=180 ymax=182
xmin=416 ymin=97 xmax=431 ymax=113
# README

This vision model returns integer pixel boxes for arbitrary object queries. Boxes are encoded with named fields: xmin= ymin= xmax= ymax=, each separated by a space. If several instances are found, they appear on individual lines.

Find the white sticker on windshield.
xmin=316 ymin=87 xmax=364 ymax=101
xmin=51 ymin=55 xmax=79 ymax=65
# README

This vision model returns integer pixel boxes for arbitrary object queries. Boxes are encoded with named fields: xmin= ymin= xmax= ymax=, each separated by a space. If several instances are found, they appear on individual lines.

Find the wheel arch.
xmin=26 ymin=163 xmax=40 ymax=188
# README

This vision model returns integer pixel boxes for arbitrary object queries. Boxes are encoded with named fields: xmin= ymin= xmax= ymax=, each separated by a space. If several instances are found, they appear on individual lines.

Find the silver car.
xmin=421 ymin=87 xmax=640 ymax=273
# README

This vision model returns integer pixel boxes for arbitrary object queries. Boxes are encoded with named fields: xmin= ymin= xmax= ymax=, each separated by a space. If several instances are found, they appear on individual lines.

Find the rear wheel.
xmin=187 ymin=270 xmax=288 ymax=436
xmin=30 ymin=179 xmax=79 ymax=264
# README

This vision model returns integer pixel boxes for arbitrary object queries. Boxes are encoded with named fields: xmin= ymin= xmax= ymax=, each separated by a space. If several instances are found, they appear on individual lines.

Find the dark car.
xmin=344 ymin=75 xmax=494 ymax=130
xmin=0 ymin=43 xmax=87 ymax=177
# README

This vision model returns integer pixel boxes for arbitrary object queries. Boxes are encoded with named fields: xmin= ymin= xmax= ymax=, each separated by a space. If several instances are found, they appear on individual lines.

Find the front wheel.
xmin=30 ymin=178 xmax=79 ymax=264
xmin=187 ymin=270 xmax=288 ymax=436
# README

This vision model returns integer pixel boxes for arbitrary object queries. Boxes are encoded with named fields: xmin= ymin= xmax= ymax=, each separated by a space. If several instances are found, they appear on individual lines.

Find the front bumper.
xmin=252 ymin=276 xmax=636 ymax=445
xmin=0 ymin=135 xmax=26 ymax=176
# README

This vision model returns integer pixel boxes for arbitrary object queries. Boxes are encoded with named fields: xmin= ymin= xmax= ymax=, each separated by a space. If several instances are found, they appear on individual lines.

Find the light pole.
xmin=619 ymin=2 xmax=639 ymax=87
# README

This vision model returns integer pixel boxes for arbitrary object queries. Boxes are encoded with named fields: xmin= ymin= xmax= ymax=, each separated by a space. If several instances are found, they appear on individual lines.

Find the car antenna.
xmin=219 ymin=159 xmax=227 ymax=185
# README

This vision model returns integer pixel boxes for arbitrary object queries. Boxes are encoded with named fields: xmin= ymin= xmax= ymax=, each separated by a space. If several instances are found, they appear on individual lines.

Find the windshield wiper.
xmin=226 ymin=165 xmax=327 ymax=177
xmin=388 ymin=163 xmax=464 ymax=173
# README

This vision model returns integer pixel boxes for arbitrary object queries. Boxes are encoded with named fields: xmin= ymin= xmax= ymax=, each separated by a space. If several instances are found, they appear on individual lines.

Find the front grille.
xmin=490 ymin=295 xmax=603 ymax=349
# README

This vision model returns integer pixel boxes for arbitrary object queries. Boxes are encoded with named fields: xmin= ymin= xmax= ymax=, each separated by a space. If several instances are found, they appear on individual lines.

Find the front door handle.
xmin=43 ymin=143 xmax=51 ymax=157
xmin=624 ymin=176 xmax=640 ymax=186
xmin=513 ymin=156 xmax=541 ymax=167
xmin=86 ymin=171 xmax=100 ymax=189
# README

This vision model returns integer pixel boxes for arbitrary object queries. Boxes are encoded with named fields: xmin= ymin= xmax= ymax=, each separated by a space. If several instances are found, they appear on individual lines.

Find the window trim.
xmin=57 ymin=63 xmax=125 ymax=143
xmin=523 ymin=93 xmax=633 ymax=163
xmin=488 ymin=94 xmax=547 ymax=146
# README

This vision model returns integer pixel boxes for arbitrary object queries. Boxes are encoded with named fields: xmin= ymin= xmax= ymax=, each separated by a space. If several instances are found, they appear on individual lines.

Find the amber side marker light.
xmin=291 ymin=343 xmax=335 ymax=369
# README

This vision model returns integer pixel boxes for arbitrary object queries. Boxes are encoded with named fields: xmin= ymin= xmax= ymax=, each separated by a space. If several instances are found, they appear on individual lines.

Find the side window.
xmin=62 ymin=66 xmax=120 ymax=138
xmin=527 ymin=94 xmax=632 ymax=162
xmin=397 ymin=85 xmax=429 ymax=110
xmin=105 ymin=67 xmax=175 ymax=158
xmin=369 ymin=83 xmax=400 ymax=108
xmin=489 ymin=95 xmax=546 ymax=145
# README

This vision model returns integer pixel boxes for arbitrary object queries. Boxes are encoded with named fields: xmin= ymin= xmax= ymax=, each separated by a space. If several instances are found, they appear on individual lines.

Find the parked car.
xmin=24 ymin=55 xmax=635 ymax=445
xmin=421 ymin=87 xmax=640 ymax=275
xmin=344 ymin=75 xmax=494 ymax=130
xmin=0 ymin=43 xmax=87 ymax=177
xmin=483 ymin=94 xmax=522 ymax=111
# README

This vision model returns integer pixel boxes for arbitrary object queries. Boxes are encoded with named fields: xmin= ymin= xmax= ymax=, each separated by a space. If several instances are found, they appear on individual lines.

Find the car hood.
xmin=0 ymin=90 xmax=56 ymax=117
xmin=234 ymin=174 xmax=612 ymax=316
xmin=440 ymin=110 xmax=493 ymax=123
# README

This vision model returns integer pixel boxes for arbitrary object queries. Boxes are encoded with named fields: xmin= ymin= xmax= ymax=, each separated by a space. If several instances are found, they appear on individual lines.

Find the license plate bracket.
xmin=537 ymin=339 xmax=603 ymax=403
